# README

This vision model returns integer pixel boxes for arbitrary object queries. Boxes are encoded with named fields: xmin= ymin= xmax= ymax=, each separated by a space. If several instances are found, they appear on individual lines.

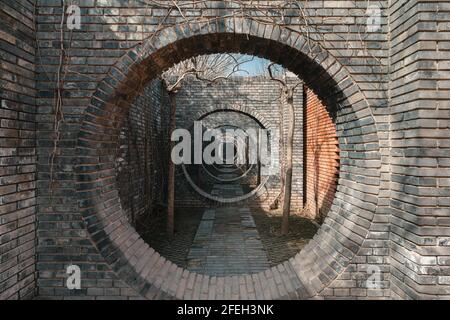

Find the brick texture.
xmin=1 ymin=0 xmax=449 ymax=300
xmin=116 ymin=79 xmax=169 ymax=225
xmin=304 ymin=87 xmax=339 ymax=222
xmin=388 ymin=0 xmax=450 ymax=299
xmin=17 ymin=0 xmax=390 ymax=300
xmin=0 ymin=0 xmax=36 ymax=300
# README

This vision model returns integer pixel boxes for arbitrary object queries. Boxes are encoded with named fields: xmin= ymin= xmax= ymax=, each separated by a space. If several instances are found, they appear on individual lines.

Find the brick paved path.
xmin=187 ymin=182 xmax=270 ymax=276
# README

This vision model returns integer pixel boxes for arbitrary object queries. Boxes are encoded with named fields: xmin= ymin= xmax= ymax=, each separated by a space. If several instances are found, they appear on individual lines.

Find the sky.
xmin=233 ymin=55 xmax=295 ymax=78
xmin=235 ymin=56 xmax=268 ymax=76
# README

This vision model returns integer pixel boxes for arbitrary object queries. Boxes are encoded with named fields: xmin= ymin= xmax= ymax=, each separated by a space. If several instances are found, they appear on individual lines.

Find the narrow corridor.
xmin=187 ymin=182 xmax=270 ymax=276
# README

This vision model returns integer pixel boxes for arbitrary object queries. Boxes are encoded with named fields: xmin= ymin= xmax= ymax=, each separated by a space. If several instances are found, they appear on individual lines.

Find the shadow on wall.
xmin=303 ymin=87 xmax=340 ymax=223
xmin=116 ymin=79 xmax=170 ymax=227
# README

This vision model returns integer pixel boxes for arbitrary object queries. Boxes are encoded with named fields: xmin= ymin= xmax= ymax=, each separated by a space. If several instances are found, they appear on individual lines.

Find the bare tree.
xmin=267 ymin=63 xmax=302 ymax=235
xmin=161 ymin=53 xmax=253 ymax=236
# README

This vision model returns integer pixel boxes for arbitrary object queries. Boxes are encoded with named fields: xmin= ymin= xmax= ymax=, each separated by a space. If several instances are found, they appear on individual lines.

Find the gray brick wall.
xmin=0 ymin=0 xmax=37 ymax=300
xmin=116 ymin=79 xmax=169 ymax=225
xmin=388 ymin=0 xmax=450 ymax=299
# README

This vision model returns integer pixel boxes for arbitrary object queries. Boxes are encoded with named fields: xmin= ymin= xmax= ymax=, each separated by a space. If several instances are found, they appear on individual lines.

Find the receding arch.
xmin=182 ymin=105 xmax=272 ymax=205
xmin=75 ymin=17 xmax=381 ymax=300
xmin=195 ymin=104 xmax=271 ymax=130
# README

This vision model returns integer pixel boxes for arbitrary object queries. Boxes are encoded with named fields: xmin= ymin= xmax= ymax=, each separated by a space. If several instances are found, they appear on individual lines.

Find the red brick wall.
xmin=304 ymin=87 xmax=339 ymax=223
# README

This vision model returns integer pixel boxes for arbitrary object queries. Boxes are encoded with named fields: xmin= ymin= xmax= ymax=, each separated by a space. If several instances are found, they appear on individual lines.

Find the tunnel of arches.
xmin=76 ymin=18 xmax=381 ymax=299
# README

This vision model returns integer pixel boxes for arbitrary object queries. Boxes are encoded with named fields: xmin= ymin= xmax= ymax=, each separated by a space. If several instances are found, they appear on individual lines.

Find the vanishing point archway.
xmin=76 ymin=17 xmax=381 ymax=299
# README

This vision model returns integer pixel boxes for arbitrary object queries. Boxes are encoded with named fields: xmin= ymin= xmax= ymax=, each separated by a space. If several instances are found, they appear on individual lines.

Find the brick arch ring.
xmin=76 ymin=17 xmax=382 ymax=299
xmin=194 ymin=104 xmax=272 ymax=130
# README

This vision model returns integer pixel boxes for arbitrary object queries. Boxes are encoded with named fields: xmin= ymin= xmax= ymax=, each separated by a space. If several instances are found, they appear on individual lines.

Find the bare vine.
xmin=48 ymin=0 xmax=74 ymax=201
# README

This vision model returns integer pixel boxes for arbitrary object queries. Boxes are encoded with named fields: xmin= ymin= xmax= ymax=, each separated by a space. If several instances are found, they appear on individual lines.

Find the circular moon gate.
xmin=76 ymin=18 xmax=381 ymax=299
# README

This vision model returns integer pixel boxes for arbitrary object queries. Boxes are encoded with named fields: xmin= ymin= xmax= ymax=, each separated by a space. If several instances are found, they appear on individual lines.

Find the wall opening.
xmin=76 ymin=19 xmax=381 ymax=299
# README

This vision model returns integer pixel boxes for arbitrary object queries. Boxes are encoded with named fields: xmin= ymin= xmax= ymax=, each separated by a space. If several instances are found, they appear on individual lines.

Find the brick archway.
xmin=76 ymin=17 xmax=381 ymax=299
xmin=194 ymin=104 xmax=272 ymax=130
